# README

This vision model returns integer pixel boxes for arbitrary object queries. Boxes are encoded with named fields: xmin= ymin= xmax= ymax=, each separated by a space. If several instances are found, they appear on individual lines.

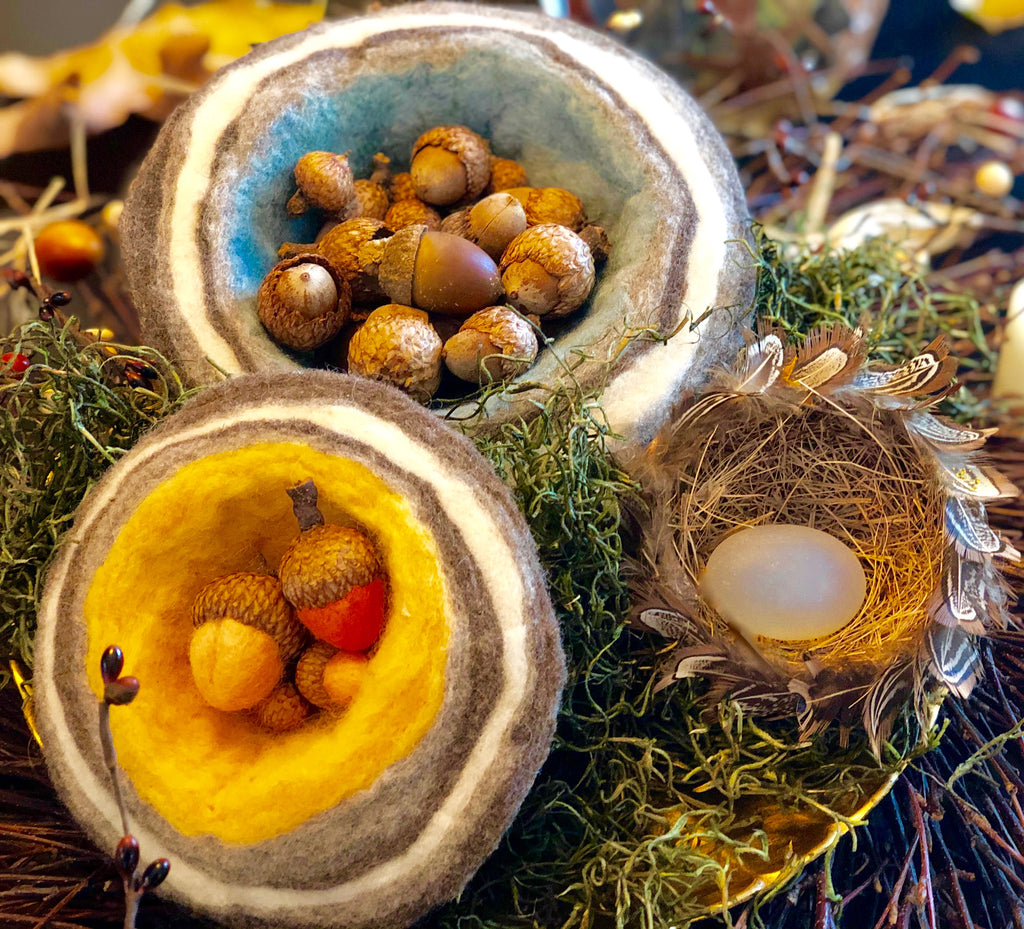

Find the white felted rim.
xmin=121 ymin=2 xmax=753 ymax=448
xmin=34 ymin=372 xmax=565 ymax=929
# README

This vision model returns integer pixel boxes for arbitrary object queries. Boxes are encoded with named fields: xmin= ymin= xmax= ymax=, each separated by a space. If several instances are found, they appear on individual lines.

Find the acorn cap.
xmin=343 ymin=179 xmax=390 ymax=221
xmin=346 ymin=303 xmax=443 ymax=402
xmin=499 ymin=224 xmax=595 ymax=317
xmin=316 ymin=218 xmax=392 ymax=305
xmin=279 ymin=523 xmax=382 ymax=610
xmin=503 ymin=187 xmax=586 ymax=231
xmin=485 ymin=156 xmax=529 ymax=193
xmin=192 ymin=572 xmax=308 ymax=661
xmin=384 ymin=199 xmax=442 ymax=231
xmin=295 ymin=639 xmax=341 ymax=709
xmin=290 ymin=151 xmax=356 ymax=215
xmin=256 ymin=253 xmax=351 ymax=351
xmin=254 ymin=682 xmax=312 ymax=731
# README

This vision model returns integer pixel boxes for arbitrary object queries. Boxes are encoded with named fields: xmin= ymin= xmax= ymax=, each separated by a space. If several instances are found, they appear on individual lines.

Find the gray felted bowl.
xmin=121 ymin=2 xmax=753 ymax=447
xmin=34 ymin=372 xmax=565 ymax=929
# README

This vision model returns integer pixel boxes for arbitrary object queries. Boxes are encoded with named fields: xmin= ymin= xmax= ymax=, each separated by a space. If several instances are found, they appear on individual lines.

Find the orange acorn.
xmin=279 ymin=480 xmax=388 ymax=652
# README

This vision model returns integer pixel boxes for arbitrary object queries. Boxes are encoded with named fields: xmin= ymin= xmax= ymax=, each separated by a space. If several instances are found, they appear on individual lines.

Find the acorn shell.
xmin=257 ymin=253 xmax=351 ymax=351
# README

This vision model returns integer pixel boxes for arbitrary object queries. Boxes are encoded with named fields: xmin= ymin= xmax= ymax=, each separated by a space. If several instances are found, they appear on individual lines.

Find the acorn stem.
xmin=288 ymin=479 xmax=326 ymax=532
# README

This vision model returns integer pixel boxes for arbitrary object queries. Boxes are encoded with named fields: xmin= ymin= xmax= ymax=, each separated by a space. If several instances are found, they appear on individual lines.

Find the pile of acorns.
xmin=186 ymin=480 xmax=387 ymax=732
xmin=257 ymin=125 xmax=610 ymax=402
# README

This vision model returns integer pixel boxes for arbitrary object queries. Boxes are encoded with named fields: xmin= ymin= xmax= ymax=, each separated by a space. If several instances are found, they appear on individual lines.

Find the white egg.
xmin=700 ymin=524 xmax=867 ymax=642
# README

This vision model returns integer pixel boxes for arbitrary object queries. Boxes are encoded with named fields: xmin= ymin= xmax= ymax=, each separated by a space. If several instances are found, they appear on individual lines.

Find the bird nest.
xmin=633 ymin=323 xmax=1018 ymax=755
xmin=669 ymin=386 xmax=945 ymax=671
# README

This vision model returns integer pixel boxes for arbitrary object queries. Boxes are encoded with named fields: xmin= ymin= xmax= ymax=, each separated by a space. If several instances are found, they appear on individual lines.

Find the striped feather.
xmin=784 ymin=323 xmax=866 ymax=391
xmin=926 ymin=625 xmax=982 ymax=698
xmin=939 ymin=551 xmax=977 ymax=624
xmin=854 ymin=335 xmax=957 ymax=398
xmin=904 ymin=412 xmax=997 ymax=452
xmin=730 ymin=332 xmax=785 ymax=393
xmin=862 ymin=661 xmax=914 ymax=759
xmin=635 ymin=607 xmax=699 ymax=641
xmin=944 ymin=497 xmax=1002 ymax=561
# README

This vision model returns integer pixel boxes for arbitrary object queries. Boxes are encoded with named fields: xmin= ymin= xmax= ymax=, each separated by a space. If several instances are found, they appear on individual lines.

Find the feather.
xmin=634 ymin=606 xmax=699 ymax=641
xmin=729 ymin=332 xmax=785 ymax=394
xmin=853 ymin=334 xmax=957 ymax=398
xmin=944 ymin=497 xmax=1002 ymax=560
xmin=862 ymin=660 xmax=914 ymax=759
xmin=904 ymin=412 xmax=997 ymax=452
xmin=939 ymin=550 xmax=977 ymax=625
xmin=935 ymin=458 xmax=1020 ymax=501
xmin=925 ymin=625 xmax=982 ymax=698
xmin=654 ymin=643 xmax=732 ymax=691
xmin=783 ymin=322 xmax=866 ymax=391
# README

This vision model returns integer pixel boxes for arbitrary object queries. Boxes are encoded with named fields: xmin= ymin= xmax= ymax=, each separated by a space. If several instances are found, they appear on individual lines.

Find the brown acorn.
xmin=256 ymin=253 xmax=351 ymax=351
xmin=189 ymin=572 xmax=308 ymax=712
xmin=287 ymin=151 xmax=356 ymax=216
xmin=388 ymin=171 xmax=418 ymax=203
xmin=410 ymin=125 xmax=491 ymax=206
xmin=485 ymin=156 xmax=529 ymax=193
xmin=499 ymin=224 xmax=595 ymax=317
xmin=384 ymin=198 xmax=443 ymax=231
xmin=378 ymin=225 xmax=502 ymax=317
xmin=503 ymin=187 xmax=586 ymax=231
xmin=294 ymin=640 xmax=370 ymax=710
xmin=314 ymin=218 xmax=392 ymax=306
xmin=347 ymin=304 xmax=443 ymax=402
xmin=278 ymin=480 xmax=388 ymax=652
xmin=254 ymin=682 xmax=311 ymax=731
xmin=295 ymin=639 xmax=339 ymax=709
xmin=439 ymin=193 xmax=527 ymax=262
xmin=443 ymin=306 xmax=539 ymax=384
xmin=343 ymin=179 xmax=390 ymax=221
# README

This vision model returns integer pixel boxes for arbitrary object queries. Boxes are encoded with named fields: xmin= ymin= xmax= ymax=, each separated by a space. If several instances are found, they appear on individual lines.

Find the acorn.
xmin=503 ymin=187 xmax=586 ymax=231
xmin=253 ymin=682 xmax=311 ymax=731
xmin=439 ymin=192 xmax=527 ymax=262
xmin=378 ymin=225 xmax=502 ymax=317
xmin=410 ymin=125 xmax=491 ymax=206
xmin=34 ymin=220 xmax=106 ymax=282
xmin=443 ymin=306 xmax=539 ymax=384
xmin=384 ymin=198 xmax=442 ymax=231
xmin=257 ymin=253 xmax=351 ymax=351
xmin=485 ymin=156 xmax=529 ymax=193
xmin=499 ymin=224 xmax=595 ymax=317
xmin=388 ymin=171 xmax=418 ymax=203
xmin=287 ymin=151 xmax=356 ymax=216
xmin=295 ymin=640 xmax=338 ymax=709
xmin=347 ymin=304 xmax=443 ymax=402
xmin=189 ymin=572 xmax=308 ymax=712
xmin=343 ymin=179 xmax=390 ymax=221
xmin=313 ymin=218 xmax=392 ymax=306
xmin=279 ymin=480 xmax=388 ymax=652
xmin=578 ymin=223 xmax=612 ymax=264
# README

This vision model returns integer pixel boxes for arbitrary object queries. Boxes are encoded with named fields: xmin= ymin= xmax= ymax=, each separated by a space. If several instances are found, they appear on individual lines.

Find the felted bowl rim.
xmin=120 ymin=1 xmax=754 ymax=448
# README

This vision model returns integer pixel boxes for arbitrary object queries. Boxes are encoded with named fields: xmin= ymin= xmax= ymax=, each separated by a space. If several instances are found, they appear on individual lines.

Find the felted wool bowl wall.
xmin=120 ymin=1 xmax=753 ymax=447
xmin=33 ymin=372 xmax=565 ymax=929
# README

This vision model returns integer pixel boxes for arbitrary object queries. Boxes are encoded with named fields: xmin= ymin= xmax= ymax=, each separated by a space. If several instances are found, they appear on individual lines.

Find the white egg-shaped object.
xmin=700 ymin=524 xmax=867 ymax=642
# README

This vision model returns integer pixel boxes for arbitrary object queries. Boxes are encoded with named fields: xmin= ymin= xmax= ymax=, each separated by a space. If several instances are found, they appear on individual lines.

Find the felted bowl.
xmin=120 ymin=1 xmax=754 ymax=447
xmin=33 ymin=372 xmax=565 ymax=929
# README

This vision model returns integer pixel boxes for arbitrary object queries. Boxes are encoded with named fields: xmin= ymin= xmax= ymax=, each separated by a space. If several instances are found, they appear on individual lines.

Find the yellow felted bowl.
xmin=34 ymin=372 xmax=565 ymax=929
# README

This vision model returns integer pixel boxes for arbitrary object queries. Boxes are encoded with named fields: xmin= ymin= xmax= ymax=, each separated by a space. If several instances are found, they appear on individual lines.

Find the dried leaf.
xmin=0 ymin=0 xmax=326 ymax=157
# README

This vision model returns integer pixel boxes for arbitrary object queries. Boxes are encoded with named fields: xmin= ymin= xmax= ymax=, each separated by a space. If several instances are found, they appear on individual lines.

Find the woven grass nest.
xmin=632 ymin=322 xmax=1019 ymax=756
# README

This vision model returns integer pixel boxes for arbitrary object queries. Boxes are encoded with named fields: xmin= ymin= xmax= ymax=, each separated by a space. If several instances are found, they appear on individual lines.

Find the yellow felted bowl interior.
xmin=82 ymin=441 xmax=447 ymax=844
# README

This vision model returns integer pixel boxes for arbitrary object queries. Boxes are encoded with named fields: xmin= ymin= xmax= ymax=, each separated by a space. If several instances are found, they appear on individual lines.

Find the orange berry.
xmin=297 ymin=577 xmax=387 ymax=651
xmin=321 ymin=651 xmax=370 ymax=707
xmin=34 ymin=220 xmax=106 ymax=282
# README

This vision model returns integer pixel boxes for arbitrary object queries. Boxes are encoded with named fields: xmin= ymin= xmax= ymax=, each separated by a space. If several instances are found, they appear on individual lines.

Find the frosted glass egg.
xmin=700 ymin=524 xmax=867 ymax=642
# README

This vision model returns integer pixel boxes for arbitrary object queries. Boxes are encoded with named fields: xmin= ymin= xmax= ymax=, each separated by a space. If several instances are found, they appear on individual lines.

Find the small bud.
xmin=100 ymin=645 xmax=125 ymax=684
xmin=113 ymin=835 xmax=140 ymax=877
xmin=137 ymin=858 xmax=171 ymax=893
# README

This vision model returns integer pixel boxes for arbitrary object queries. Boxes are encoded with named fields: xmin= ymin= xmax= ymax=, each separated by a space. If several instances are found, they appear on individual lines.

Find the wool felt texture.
xmin=34 ymin=371 xmax=565 ymax=929
xmin=120 ymin=1 xmax=754 ymax=447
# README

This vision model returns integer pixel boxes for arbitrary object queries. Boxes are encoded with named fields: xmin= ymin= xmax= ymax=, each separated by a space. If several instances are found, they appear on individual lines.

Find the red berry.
xmin=1 ymin=352 xmax=30 ymax=376
xmin=34 ymin=220 xmax=105 ymax=282
xmin=297 ymin=577 xmax=387 ymax=651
